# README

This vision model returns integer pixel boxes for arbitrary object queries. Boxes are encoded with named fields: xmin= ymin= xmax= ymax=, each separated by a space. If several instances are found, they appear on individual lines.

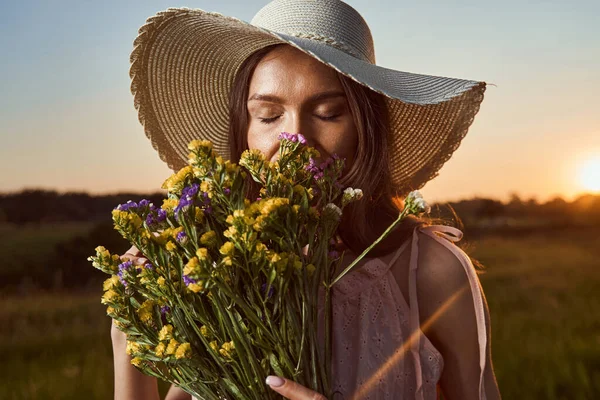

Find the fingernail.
xmin=265 ymin=375 xmax=284 ymax=387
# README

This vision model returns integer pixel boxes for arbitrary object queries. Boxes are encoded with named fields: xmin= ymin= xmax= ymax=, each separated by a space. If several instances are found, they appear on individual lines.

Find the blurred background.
xmin=1 ymin=0 xmax=598 ymax=399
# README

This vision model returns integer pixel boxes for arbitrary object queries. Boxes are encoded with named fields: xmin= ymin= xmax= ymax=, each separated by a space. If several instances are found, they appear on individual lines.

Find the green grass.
xmin=471 ymin=230 xmax=600 ymax=399
xmin=0 ymin=229 xmax=598 ymax=399
xmin=0 ymin=222 xmax=94 ymax=276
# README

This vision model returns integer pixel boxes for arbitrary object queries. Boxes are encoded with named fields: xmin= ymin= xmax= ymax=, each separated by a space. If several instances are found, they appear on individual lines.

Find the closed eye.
xmin=317 ymin=114 xmax=341 ymax=121
xmin=259 ymin=116 xmax=281 ymax=124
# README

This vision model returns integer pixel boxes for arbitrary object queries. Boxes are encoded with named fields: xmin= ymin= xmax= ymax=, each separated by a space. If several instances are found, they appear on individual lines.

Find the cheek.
xmin=321 ymin=121 xmax=358 ymax=165
xmin=246 ymin=121 xmax=281 ymax=160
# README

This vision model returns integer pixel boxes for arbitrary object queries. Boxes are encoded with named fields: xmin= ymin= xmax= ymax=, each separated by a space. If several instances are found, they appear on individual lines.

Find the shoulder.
xmin=413 ymin=226 xmax=497 ymax=398
xmin=414 ymin=227 xmax=474 ymax=302
xmin=413 ymin=227 xmax=482 ymax=352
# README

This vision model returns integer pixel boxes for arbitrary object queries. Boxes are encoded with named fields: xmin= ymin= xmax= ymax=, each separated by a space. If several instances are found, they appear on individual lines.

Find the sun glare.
xmin=579 ymin=157 xmax=600 ymax=192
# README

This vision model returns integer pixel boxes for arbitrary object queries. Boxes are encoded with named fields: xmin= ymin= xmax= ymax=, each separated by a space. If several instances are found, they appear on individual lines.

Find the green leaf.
xmin=269 ymin=353 xmax=285 ymax=377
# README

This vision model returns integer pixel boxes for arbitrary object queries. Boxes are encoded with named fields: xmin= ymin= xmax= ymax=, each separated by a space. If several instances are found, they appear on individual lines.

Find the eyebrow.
xmin=248 ymin=90 xmax=346 ymax=104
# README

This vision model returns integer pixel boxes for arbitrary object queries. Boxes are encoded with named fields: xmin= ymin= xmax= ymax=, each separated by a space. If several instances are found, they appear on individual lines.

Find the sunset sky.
xmin=1 ymin=0 xmax=599 ymax=203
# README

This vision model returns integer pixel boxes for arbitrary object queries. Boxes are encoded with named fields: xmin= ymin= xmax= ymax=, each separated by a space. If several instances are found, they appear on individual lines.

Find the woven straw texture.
xmin=129 ymin=0 xmax=486 ymax=196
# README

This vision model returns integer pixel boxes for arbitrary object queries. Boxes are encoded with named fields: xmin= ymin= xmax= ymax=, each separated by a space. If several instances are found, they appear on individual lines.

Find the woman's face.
xmin=246 ymin=45 xmax=358 ymax=165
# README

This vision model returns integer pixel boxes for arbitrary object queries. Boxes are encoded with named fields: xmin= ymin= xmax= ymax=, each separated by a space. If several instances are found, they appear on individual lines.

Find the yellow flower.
xmin=183 ymin=257 xmax=200 ymax=276
xmin=194 ymin=207 xmax=204 ymax=224
xmin=268 ymin=252 xmax=282 ymax=265
xmin=200 ymin=231 xmax=217 ymax=248
xmin=137 ymin=300 xmax=155 ymax=325
xmin=209 ymin=340 xmax=218 ymax=352
xmin=253 ymin=215 xmax=267 ymax=232
xmin=188 ymin=139 xmax=213 ymax=152
xmin=188 ymin=282 xmax=204 ymax=293
xmin=103 ymin=275 xmax=120 ymax=291
xmin=101 ymin=289 xmax=119 ymax=305
xmin=106 ymin=306 xmax=116 ymax=316
xmin=126 ymin=340 xmax=142 ymax=356
xmin=161 ymin=166 xmax=193 ymax=191
xmin=219 ymin=341 xmax=235 ymax=358
xmin=226 ymin=214 xmax=234 ymax=224
xmin=233 ymin=210 xmax=245 ymax=218
xmin=260 ymin=198 xmax=289 ymax=216
xmin=161 ymin=198 xmax=179 ymax=211
xmin=196 ymin=248 xmax=209 ymax=261
xmin=200 ymin=325 xmax=210 ymax=338
xmin=255 ymin=242 xmax=267 ymax=253
xmin=157 ymin=277 xmax=166 ymax=286
xmin=221 ymin=256 xmax=233 ymax=267
xmin=292 ymin=205 xmax=301 ymax=214
xmin=219 ymin=242 xmax=235 ymax=257
xmin=158 ymin=324 xmax=174 ymax=341
xmin=224 ymin=160 xmax=238 ymax=174
xmin=131 ymin=357 xmax=143 ymax=367
xmin=155 ymin=342 xmax=166 ymax=357
xmin=175 ymin=343 xmax=192 ymax=359
xmin=165 ymin=241 xmax=177 ymax=252
xmin=293 ymin=185 xmax=304 ymax=195
xmin=200 ymin=181 xmax=213 ymax=196
xmin=166 ymin=338 xmax=180 ymax=356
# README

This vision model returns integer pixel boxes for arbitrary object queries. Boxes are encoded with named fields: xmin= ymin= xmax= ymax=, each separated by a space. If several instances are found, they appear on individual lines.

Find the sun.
xmin=579 ymin=157 xmax=600 ymax=192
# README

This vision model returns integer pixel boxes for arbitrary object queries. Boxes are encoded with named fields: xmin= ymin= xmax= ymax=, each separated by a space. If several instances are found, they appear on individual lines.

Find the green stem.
xmin=330 ymin=208 xmax=409 ymax=287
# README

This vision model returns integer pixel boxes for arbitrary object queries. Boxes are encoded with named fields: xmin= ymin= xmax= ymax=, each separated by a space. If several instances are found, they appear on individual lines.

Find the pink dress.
xmin=320 ymin=224 xmax=488 ymax=400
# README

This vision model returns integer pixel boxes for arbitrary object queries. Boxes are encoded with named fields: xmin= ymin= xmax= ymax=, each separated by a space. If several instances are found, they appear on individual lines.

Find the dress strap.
xmin=409 ymin=225 xmax=487 ymax=399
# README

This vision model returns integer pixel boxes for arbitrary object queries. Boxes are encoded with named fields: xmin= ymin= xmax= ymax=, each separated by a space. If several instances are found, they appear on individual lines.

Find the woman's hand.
xmin=265 ymin=376 xmax=327 ymax=400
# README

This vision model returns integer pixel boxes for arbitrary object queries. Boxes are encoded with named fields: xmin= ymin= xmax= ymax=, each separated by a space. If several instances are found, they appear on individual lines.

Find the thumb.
xmin=265 ymin=376 xmax=326 ymax=400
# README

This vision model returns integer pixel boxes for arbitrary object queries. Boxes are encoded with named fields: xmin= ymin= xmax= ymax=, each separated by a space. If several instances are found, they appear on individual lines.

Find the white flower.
xmin=406 ymin=190 xmax=423 ymax=202
xmin=414 ymin=198 xmax=431 ymax=214
xmin=405 ymin=190 xmax=430 ymax=214
xmin=323 ymin=203 xmax=342 ymax=222
xmin=342 ymin=188 xmax=363 ymax=207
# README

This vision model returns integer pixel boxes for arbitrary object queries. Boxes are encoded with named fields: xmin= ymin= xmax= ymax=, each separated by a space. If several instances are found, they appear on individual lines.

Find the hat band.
xmin=285 ymin=32 xmax=368 ymax=62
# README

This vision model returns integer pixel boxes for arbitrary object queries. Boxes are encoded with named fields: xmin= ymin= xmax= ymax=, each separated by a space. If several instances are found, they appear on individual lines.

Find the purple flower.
xmin=146 ymin=208 xmax=167 ymax=227
xmin=183 ymin=275 xmax=197 ymax=286
xmin=117 ymin=260 xmax=133 ymax=286
xmin=261 ymin=283 xmax=275 ymax=299
xmin=144 ymin=263 xmax=154 ymax=270
xmin=139 ymin=199 xmax=150 ymax=208
xmin=145 ymin=213 xmax=155 ymax=226
xmin=204 ymin=206 xmax=213 ymax=215
xmin=176 ymin=231 xmax=187 ymax=243
xmin=278 ymin=132 xmax=306 ymax=144
xmin=115 ymin=200 xmax=138 ymax=212
xmin=223 ymin=188 xmax=231 ymax=195
xmin=328 ymin=250 xmax=339 ymax=259
xmin=160 ymin=305 xmax=171 ymax=316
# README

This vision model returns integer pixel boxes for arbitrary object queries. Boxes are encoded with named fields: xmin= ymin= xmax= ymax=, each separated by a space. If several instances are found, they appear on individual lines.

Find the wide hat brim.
xmin=130 ymin=8 xmax=486 ymax=196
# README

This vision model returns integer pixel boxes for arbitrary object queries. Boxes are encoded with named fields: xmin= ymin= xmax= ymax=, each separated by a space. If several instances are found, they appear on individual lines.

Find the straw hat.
xmin=130 ymin=0 xmax=486 ymax=195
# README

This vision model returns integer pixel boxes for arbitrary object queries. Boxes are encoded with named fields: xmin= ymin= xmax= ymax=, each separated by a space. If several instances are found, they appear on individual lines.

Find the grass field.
xmin=0 ymin=223 xmax=95 ymax=286
xmin=0 ymin=228 xmax=598 ymax=399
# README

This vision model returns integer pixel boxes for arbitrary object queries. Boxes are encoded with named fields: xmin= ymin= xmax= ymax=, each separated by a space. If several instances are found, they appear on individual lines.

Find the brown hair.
xmin=228 ymin=44 xmax=443 ymax=257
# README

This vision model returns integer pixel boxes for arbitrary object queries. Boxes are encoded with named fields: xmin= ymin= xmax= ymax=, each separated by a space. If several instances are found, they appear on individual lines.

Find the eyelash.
xmin=259 ymin=114 xmax=341 ymax=124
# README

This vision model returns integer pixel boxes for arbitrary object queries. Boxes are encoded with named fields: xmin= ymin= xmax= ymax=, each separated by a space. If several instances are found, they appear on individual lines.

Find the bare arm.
xmin=112 ymin=321 xmax=161 ymax=400
xmin=416 ymin=233 xmax=501 ymax=400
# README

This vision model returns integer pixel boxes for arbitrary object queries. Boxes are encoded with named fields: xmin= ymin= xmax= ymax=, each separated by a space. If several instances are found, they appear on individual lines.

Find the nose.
xmin=281 ymin=113 xmax=315 ymax=147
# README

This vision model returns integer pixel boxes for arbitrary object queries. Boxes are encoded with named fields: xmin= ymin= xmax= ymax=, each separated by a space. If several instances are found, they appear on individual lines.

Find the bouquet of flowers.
xmin=89 ymin=133 xmax=430 ymax=399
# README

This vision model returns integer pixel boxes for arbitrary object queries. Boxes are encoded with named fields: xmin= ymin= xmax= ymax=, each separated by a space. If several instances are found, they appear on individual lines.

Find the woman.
xmin=113 ymin=1 xmax=502 ymax=399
